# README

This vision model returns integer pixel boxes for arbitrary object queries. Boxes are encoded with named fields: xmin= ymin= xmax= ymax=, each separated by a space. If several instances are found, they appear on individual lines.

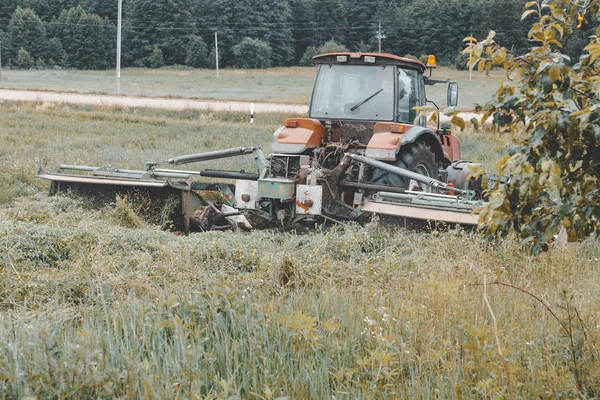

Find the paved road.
xmin=0 ymin=88 xmax=481 ymax=122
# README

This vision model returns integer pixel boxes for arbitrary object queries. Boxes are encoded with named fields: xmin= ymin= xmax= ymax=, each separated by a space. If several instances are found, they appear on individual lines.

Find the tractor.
xmin=39 ymin=52 xmax=487 ymax=231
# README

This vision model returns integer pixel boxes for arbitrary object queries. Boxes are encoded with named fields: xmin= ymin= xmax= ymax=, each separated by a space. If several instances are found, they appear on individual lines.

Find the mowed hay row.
xmin=0 ymin=101 xmax=598 ymax=398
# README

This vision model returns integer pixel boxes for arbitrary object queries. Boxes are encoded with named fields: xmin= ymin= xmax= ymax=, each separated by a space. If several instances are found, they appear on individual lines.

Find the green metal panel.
xmin=258 ymin=178 xmax=295 ymax=199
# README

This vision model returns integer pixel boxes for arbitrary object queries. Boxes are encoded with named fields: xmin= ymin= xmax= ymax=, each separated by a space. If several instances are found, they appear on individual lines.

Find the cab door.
xmin=396 ymin=68 xmax=426 ymax=126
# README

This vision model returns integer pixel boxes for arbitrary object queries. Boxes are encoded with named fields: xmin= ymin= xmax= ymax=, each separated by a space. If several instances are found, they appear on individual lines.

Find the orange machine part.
xmin=276 ymin=118 xmax=324 ymax=148
xmin=373 ymin=122 xmax=412 ymax=135
xmin=440 ymin=133 xmax=461 ymax=162
xmin=371 ymin=122 xmax=462 ymax=163
xmin=427 ymin=124 xmax=462 ymax=162
xmin=367 ymin=122 xmax=413 ymax=150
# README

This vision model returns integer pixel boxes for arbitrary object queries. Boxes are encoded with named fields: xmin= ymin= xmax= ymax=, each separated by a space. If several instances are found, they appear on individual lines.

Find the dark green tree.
xmin=0 ymin=0 xmax=20 ymax=31
xmin=231 ymin=37 xmax=272 ymax=68
xmin=49 ymin=6 xmax=114 ymax=69
xmin=46 ymin=37 xmax=67 ymax=67
xmin=289 ymin=0 xmax=347 ymax=61
xmin=207 ymin=46 xmax=219 ymax=69
xmin=149 ymin=44 xmax=164 ymax=68
xmin=306 ymin=0 xmax=347 ymax=46
xmin=185 ymin=35 xmax=209 ymax=68
xmin=5 ymin=7 xmax=47 ymax=65
xmin=289 ymin=0 xmax=313 ymax=62
xmin=17 ymin=0 xmax=78 ymax=20
xmin=123 ymin=0 xmax=195 ymax=66
xmin=474 ymin=0 xmax=529 ymax=55
xmin=81 ymin=0 xmax=118 ymax=21
xmin=261 ymin=0 xmax=295 ymax=66
xmin=345 ymin=0 xmax=403 ymax=52
xmin=299 ymin=45 xmax=319 ymax=66
xmin=14 ymin=47 xmax=34 ymax=69
xmin=193 ymin=0 xmax=257 ymax=67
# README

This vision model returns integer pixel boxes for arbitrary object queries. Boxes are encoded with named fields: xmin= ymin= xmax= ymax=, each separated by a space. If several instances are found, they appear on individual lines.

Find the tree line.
xmin=0 ymin=0 xmax=545 ymax=70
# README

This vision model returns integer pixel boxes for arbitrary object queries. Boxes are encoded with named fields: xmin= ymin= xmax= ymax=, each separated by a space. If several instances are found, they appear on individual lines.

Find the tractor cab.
xmin=274 ymin=52 xmax=461 ymax=168
xmin=309 ymin=53 xmax=428 ymax=126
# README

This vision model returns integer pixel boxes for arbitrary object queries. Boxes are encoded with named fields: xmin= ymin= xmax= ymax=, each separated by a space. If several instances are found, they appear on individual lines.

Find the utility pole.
xmin=468 ymin=33 xmax=474 ymax=82
xmin=376 ymin=21 xmax=386 ymax=53
xmin=215 ymin=31 xmax=219 ymax=79
xmin=116 ymin=0 xmax=122 ymax=94
xmin=0 ymin=39 xmax=2 ymax=82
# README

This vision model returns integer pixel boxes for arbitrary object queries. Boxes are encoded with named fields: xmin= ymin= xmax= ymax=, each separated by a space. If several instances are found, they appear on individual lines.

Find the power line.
xmin=0 ymin=17 xmax=528 ymax=34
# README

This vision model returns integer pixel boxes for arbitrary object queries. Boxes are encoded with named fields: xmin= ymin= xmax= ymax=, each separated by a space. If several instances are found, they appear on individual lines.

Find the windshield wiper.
xmin=350 ymin=89 xmax=383 ymax=111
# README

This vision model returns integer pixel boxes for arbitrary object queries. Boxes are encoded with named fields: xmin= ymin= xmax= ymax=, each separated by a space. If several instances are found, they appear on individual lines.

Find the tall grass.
xmin=0 ymin=101 xmax=598 ymax=398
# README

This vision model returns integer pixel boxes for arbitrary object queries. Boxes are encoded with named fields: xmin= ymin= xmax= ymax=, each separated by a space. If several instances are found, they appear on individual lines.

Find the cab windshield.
xmin=310 ymin=64 xmax=394 ymax=121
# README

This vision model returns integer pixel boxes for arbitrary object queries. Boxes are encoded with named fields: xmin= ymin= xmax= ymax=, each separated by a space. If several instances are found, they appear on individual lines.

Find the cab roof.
xmin=313 ymin=52 xmax=427 ymax=74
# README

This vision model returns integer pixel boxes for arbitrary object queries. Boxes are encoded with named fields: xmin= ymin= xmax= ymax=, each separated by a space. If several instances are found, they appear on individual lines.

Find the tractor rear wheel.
xmin=370 ymin=142 xmax=437 ymax=192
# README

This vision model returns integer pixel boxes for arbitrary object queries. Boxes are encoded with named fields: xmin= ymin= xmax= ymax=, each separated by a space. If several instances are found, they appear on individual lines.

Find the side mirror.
xmin=447 ymin=82 xmax=459 ymax=107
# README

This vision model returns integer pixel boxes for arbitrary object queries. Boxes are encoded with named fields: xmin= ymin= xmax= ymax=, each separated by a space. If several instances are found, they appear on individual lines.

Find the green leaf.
xmin=450 ymin=115 xmax=466 ymax=130
xmin=548 ymin=65 xmax=560 ymax=82
xmin=551 ymin=8 xmax=566 ymax=22
xmin=492 ymin=48 xmax=507 ymax=65
xmin=478 ymin=59 xmax=486 ymax=72
xmin=522 ymin=9 xmax=538 ymax=20
xmin=550 ymin=23 xmax=564 ymax=38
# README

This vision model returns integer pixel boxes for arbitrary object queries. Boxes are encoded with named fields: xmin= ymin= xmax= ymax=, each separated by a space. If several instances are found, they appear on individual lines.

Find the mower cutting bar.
xmin=55 ymin=164 xmax=260 ymax=182
xmin=377 ymin=191 xmax=480 ymax=211
xmin=364 ymin=191 xmax=481 ymax=225
xmin=37 ymin=172 xmax=170 ymax=187
xmin=362 ymin=200 xmax=479 ymax=225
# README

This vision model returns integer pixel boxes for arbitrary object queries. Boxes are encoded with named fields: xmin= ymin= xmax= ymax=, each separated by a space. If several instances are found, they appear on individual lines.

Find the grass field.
xmin=0 ymin=101 xmax=598 ymax=398
xmin=0 ymin=66 xmax=504 ymax=110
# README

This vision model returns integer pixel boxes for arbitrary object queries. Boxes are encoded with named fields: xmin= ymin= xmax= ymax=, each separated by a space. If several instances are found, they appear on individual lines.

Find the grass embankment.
xmin=0 ymin=66 xmax=503 ymax=110
xmin=0 ymin=101 xmax=598 ymax=398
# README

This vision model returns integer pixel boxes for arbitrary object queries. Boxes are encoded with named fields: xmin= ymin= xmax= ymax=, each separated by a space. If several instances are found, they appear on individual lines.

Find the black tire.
xmin=370 ymin=142 xmax=437 ymax=191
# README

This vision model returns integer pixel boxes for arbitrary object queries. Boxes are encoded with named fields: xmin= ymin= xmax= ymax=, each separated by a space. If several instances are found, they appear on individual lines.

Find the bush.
xmin=299 ymin=41 xmax=349 ymax=66
xmin=207 ymin=47 xmax=218 ymax=69
xmin=34 ymin=58 xmax=45 ymax=69
xmin=185 ymin=35 xmax=209 ymax=68
xmin=355 ymin=40 xmax=372 ymax=53
xmin=467 ymin=1 xmax=600 ymax=252
xmin=319 ymin=40 xmax=348 ymax=54
xmin=403 ymin=54 xmax=419 ymax=61
xmin=149 ymin=44 xmax=164 ymax=69
xmin=231 ymin=37 xmax=272 ymax=69
xmin=14 ymin=48 xmax=33 ymax=69
xmin=299 ymin=46 xmax=318 ymax=66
